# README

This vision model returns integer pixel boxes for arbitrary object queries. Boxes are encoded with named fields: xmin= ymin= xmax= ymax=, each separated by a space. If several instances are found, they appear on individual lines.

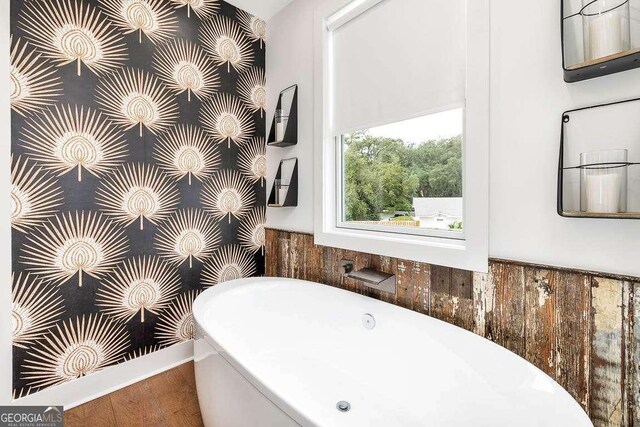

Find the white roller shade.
xmin=330 ymin=0 xmax=467 ymax=136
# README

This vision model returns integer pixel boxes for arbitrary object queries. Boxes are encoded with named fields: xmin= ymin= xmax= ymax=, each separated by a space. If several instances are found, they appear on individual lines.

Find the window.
xmin=338 ymin=108 xmax=464 ymax=239
xmin=314 ymin=0 xmax=489 ymax=272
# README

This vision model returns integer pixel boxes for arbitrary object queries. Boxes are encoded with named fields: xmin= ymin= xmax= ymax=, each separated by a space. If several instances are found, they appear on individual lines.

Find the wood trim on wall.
xmin=265 ymin=228 xmax=640 ymax=427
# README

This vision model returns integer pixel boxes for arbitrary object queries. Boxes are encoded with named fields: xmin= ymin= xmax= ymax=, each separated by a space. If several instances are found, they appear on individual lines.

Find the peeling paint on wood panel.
xmin=450 ymin=269 xmax=474 ymax=331
xmin=264 ymin=229 xmax=278 ymax=277
xmin=395 ymin=260 xmax=413 ymax=310
xmin=524 ymin=268 xmax=556 ymax=377
xmin=411 ymin=262 xmax=430 ymax=315
xmin=302 ymin=234 xmax=323 ymax=283
xmin=430 ymin=267 xmax=473 ymax=331
xmin=431 ymin=265 xmax=451 ymax=294
xmin=430 ymin=266 xmax=452 ymax=323
xmin=633 ymin=283 xmax=640 ymax=426
xmin=485 ymin=263 xmax=502 ymax=342
xmin=289 ymin=233 xmax=305 ymax=279
xmin=473 ymin=271 xmax=492 ymax=338
xmin=474 ymin=267 xmax=498 ymax=339
xmin=430 ymin=292 xmax=452 ymax=324
xmin=494 ymin=263 xmax=526 ymax=357
xmin=430 ymin=297 xmax=473 ymax=331
xmin=322 ymin=246 xmax=343 ymax=288
xmin=321 ymin=246 xmax=336 ymax=286
xmin=621 ymin=281 xmax=633 ymax=427
xmin=370 ymin=254 xmax=395 ymax=275
xmin=452 ymin=269 xmax=473 ymax=300
xmin=276 ymin=231 xmax=291 ymax=279
xmin=555 ymin=272 xmax=591 ymax=412
xmin=447 ymin=297 xmax=474 ymax=332
xmin=590 ymin=277 xmax=624 ymax=427
xmin=397 ymin=260 xmax=428 ymax=311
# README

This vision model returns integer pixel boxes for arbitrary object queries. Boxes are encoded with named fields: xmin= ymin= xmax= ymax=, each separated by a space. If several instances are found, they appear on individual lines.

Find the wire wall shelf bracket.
xmin=268 ymin=158 xmax=298 ymax=208
xmin=558 ymin=97 xmax=640 ymax=219
xmin=562 ymin=0 xmax=640 ymax=82
xmin=268 ymin=84 xmax=298 ymax=147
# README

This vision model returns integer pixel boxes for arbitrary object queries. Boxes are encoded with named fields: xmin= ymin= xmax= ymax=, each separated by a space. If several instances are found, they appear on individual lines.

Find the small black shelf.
xmin=267 ymin=85 xmax=298 ymax=147
xmin=268 ymin=158 xmax=298 ymax=207
xmin=558 ymin=97 xmax=640 ymax=219
xmin=561 ymin=0 xmax=640 ymax=82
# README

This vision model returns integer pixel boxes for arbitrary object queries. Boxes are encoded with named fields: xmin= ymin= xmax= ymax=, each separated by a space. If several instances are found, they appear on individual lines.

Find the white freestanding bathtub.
xmin=193 ymin=277 xmax=592 ymax=427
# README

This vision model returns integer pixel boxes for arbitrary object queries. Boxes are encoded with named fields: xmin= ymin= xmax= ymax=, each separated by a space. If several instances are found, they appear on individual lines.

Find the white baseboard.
xmin=12 ymin=341 xmax=194 ymax=410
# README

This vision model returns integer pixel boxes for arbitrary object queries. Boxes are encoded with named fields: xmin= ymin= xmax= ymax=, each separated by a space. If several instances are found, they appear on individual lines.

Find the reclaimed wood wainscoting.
xmin=265 ymin=229 xmax=640 ymax=427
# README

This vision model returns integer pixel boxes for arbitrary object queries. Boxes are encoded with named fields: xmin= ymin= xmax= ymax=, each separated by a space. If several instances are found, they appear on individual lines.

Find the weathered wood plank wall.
xmin=265 ymin=229 xmax=640 ymax=427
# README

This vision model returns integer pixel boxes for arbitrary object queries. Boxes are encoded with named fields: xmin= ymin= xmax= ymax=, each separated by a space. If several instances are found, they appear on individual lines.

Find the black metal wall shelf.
xmin=558 ymin=97 xmax=640 ymax=219
xmin=561 ymin=0 xmax=640 ymax=82
xmin=268 ymin=158 xmax=298 ymax=208
xmin=563 ymin=48 xmax=640 ymax=82
xmin=267 ymin=84 xmax=298 ymax=147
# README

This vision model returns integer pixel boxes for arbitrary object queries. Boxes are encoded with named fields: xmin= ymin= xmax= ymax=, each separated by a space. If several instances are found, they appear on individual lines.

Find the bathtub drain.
xmin=336 ymin=401 xmax=351 ymax=412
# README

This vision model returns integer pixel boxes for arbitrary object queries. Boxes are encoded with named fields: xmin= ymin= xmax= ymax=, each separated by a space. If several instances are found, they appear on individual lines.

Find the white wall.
xmin=490 ymin=1 xmax=640 ymax=277
xmin=266 ymin=0 xmax=640 ymax=277
xmin=266 ymin=0 xmax=316 ymax=233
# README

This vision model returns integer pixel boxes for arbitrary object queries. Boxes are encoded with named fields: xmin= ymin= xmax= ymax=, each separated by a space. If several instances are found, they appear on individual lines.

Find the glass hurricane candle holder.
xmin=274 ymin=179 xmax=289 ymax=206
xmin=580 ymin=149 xmax=628 ymax=214
xmin=582 ymin=0 xmax=631 ymax=61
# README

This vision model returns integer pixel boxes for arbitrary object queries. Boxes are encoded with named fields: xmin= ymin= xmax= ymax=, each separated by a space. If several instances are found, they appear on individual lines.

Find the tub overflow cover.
xmin=336 ymin=401 xmax=351 ymax=412
xmin=362 ymin=313 xmax=375 ymax=330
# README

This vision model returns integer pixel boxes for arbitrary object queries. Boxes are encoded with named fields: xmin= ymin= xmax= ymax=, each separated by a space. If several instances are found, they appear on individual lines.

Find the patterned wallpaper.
xmin=10 ymin=0 xmax=266 ymax=398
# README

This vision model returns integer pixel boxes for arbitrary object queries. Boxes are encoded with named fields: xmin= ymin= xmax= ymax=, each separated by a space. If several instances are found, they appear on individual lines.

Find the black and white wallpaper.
xmin=10 ymin=0 xmax=266 ymax=398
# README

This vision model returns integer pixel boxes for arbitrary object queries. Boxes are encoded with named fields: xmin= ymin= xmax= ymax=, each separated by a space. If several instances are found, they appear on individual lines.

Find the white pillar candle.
xmin=589 ymin=11 xmax=623 ymax=60
xmin=277 ymin=187 xmax=288 ymax=205
xmin=275 ymin=122 xmax=285 ymax=142
xmin=585 ymin=173 xmax=621 ymax=213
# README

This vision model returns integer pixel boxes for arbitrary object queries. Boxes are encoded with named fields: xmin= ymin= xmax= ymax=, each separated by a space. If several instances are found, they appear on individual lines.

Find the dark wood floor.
xmin=64 ymin=362 xmax=204 ymax=427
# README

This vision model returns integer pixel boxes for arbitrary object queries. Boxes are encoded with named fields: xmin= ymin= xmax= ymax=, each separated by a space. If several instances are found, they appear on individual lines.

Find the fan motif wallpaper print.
xmin=10 ymin=0 xmax=266 ymax=398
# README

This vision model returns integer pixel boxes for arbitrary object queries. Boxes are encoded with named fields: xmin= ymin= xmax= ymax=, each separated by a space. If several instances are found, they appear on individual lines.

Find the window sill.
xmin=336 ymin=221 xmax=465 ymax=240
xmin=314 ymin=225 xmax=487 ymax=273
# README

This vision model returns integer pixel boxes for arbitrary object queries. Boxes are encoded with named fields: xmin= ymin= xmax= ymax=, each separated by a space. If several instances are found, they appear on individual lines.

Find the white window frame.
xmin=313 ymin=0 xmax=490 ymax=273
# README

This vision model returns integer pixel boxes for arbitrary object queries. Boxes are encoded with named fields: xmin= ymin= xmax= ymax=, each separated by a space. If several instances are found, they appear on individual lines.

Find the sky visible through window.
xmin=366 ymin=108 xmax=463 ymax=144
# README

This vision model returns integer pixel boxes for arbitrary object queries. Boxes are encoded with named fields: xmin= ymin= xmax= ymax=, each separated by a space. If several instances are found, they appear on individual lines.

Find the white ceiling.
xmin=225 ymin=0 xmax=295 ymax=20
